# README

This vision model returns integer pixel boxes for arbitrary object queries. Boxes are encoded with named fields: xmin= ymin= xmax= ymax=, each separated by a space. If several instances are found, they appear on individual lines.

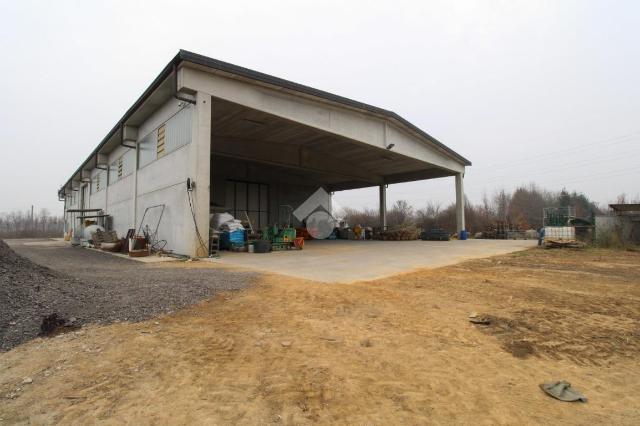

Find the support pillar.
xmin=123 ymin=126 xmax=139 ymax=229
xmin=379 ymin=184 xmax=387 ymax=230
xmin=455 ymin=173 xmax=466 ymax=234
xmin=188 ymin=92 xmax=212 ymax=257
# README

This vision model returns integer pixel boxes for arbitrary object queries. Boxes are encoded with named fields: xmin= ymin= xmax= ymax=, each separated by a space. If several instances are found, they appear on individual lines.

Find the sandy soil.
xmin=1 ymin=248 xmax=639 ymax=425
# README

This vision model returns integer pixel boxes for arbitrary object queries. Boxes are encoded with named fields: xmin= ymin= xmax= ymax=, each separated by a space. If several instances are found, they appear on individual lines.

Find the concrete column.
xmin=455 ymin=173 xmax=466 ymax=233
xmin=123 ymin=126 xmax=139 ymax=230
xmin=131 ymin=151 xmax=139 ymax=229
xmin=379 ymin=184 xmax=387 ymax=230
xmin=188 ymin=92 xmax=212 ymax=257
xmin=97 ymin=154 xmax=109 ymax=219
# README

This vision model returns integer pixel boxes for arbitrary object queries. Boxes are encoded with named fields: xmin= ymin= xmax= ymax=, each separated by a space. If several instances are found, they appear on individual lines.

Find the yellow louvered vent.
xmin=157 ymin=124 xmax=166 ymax=158
xmin=117 ymin=157 xmax=123 ymax=178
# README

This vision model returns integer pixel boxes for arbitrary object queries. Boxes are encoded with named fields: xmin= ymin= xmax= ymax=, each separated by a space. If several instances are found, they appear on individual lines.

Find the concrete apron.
xmin=207 ymin=239 xmax=537 ymax=283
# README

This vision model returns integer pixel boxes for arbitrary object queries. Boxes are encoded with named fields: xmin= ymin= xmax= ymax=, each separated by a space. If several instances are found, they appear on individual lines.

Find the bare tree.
xmin=387 ymin=200 xmax=414 ymax=227
xmin=0 ymin=209 xmax=64 ymax=239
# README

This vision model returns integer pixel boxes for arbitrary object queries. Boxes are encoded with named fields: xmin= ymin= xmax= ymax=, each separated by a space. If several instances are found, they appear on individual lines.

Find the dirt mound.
xmin=0 ymin=239 xmax=83 ymax=351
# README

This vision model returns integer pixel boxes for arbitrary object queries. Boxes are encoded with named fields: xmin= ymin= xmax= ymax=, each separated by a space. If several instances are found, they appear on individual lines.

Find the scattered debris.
xmin=39 ymin=314 xmax=79 ymax=337
xmin=540 ymin=381 xmax=587 ymax=402
xmin=22 ymin=377 xmax=33 ymax=384
xmin=469 ymin=315 xmax=491 ymax=325
xmin=545 ymin=239 xmax=586 ymax=249
xmin=280 ymin=340 xmax=292 ymax=348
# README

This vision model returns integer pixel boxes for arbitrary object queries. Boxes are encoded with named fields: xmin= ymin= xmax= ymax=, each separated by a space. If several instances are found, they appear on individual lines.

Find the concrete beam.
xmin=179 ymin=66 xmax=466 ymax=174
xmin=122 ymin=125 xmax=138 ymax=144
xmin=212 ymin=136 xmax=383 ymax=185
xmin=383 ymin=168 xmax=454 ymax=185
xmin=96 ymin=153 xmax=109 ymax=168
xmin=81 ymin=169 xmax=91 ymax=182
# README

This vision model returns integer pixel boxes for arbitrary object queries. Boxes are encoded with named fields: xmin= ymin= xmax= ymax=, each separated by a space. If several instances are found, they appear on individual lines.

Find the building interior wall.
xmin=210 ymin=156 xmax=323 ymax=229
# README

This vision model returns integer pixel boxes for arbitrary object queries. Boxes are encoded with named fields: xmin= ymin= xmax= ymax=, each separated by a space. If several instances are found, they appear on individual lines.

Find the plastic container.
xmin=460 ymin=230 xmax=468 ymax=240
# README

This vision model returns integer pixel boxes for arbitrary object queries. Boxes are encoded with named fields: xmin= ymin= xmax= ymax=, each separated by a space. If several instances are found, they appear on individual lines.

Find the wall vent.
xmin=117 ymin=157 xmax=123 ymax=178
xmin=157 ymin=124 xmax=166 ymax=158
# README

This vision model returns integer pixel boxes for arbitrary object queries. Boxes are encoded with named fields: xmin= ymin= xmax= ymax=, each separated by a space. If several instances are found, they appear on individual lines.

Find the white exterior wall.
xmin=136 ymin=144 xmax=191 ymax=255
xmin=107 ymin=174 xmax=134 ymax=237
xmin=88 ymin=169 xmax=107 ymax=212
xmin=68 ymin=98 xmax=200 ymax=255
xmin=106 ymin=144 xmax=135 ymax=237
xmin=132 ymin=99 xmax=196 ymax=255
xmin=64 ymin=191 xmax=80 ymax=236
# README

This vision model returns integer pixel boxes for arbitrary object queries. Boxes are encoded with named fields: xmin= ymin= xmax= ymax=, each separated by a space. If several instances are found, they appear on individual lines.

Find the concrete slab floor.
xmin=209 ymin=239 xmax=538 ymax=283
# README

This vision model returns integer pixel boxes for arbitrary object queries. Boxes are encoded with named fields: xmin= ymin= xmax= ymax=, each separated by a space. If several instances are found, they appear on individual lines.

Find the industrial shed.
xmin=59 ymin=50 xmax=471 ymax=257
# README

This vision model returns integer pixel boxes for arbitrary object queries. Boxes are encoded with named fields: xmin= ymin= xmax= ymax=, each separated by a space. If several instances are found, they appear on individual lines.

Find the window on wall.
xmin=108 ymin=161 xmax=117 ymax=185
xmin=225 ymin=180 xmax=269 ymax=228
xmin=91 ymin=170 xmax=105 ymax=194
xmin=157 ymin=124 xmax=166 ymax=158
xmin=117 ymin=157 xmax=123 ymax=178
xmin=108 ymin=149 xmax=135 ymax=185
xmin=138 ymin=105 xmax=192 ymax=169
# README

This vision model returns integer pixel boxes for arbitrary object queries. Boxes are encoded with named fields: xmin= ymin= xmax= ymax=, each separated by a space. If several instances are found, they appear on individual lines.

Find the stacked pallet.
xmin=545 ymin=239 xmax=585 ymax=249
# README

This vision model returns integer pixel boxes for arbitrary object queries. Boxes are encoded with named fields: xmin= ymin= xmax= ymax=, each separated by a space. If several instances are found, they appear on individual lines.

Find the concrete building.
xmin=595 ymin=204 xmax=640 ymax=245
xmin=59 ymin=50 xmax=471 ymax=257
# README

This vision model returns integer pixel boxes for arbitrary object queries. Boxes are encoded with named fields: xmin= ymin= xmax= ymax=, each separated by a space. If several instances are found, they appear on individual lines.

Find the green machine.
xmin=262 ymin=225 xmax=296 ymax=250
xmin=262 ymin=205 xmax=297 ymax=250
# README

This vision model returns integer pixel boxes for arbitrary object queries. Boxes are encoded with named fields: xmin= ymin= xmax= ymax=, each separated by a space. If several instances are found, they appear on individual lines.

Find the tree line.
xmin=0 ymin=209 xmax=64 ymax=238
xmin=0 ymin=185 xmax=629 ymax=239
xmin=339 ymin=184 xmax=603 ymax=234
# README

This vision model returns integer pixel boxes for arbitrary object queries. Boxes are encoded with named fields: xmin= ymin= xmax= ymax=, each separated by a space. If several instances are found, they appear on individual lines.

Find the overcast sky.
xmin=1 ymin=0 xmax=638 ymax=215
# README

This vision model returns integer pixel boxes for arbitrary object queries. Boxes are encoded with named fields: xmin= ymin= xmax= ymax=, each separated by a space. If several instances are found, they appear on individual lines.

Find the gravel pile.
xmin=1 ymin=239 xmax=256 ymax=351
xmin=0 ymin=239 xmax=84 ymax=351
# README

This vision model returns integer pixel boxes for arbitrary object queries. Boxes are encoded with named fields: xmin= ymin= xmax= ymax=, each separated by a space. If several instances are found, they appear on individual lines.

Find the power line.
xmin=472 ymin=147 xmax=640 ymax=185
xmin=470 ymin=166 xmax=639 ymax=190
xmin=482 ymin=131 xmax=640 ymax=171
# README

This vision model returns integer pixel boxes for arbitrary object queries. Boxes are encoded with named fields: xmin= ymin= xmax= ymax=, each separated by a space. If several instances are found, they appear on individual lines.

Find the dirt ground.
xmin=1 ymin=247 xmax=639 ymax=425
